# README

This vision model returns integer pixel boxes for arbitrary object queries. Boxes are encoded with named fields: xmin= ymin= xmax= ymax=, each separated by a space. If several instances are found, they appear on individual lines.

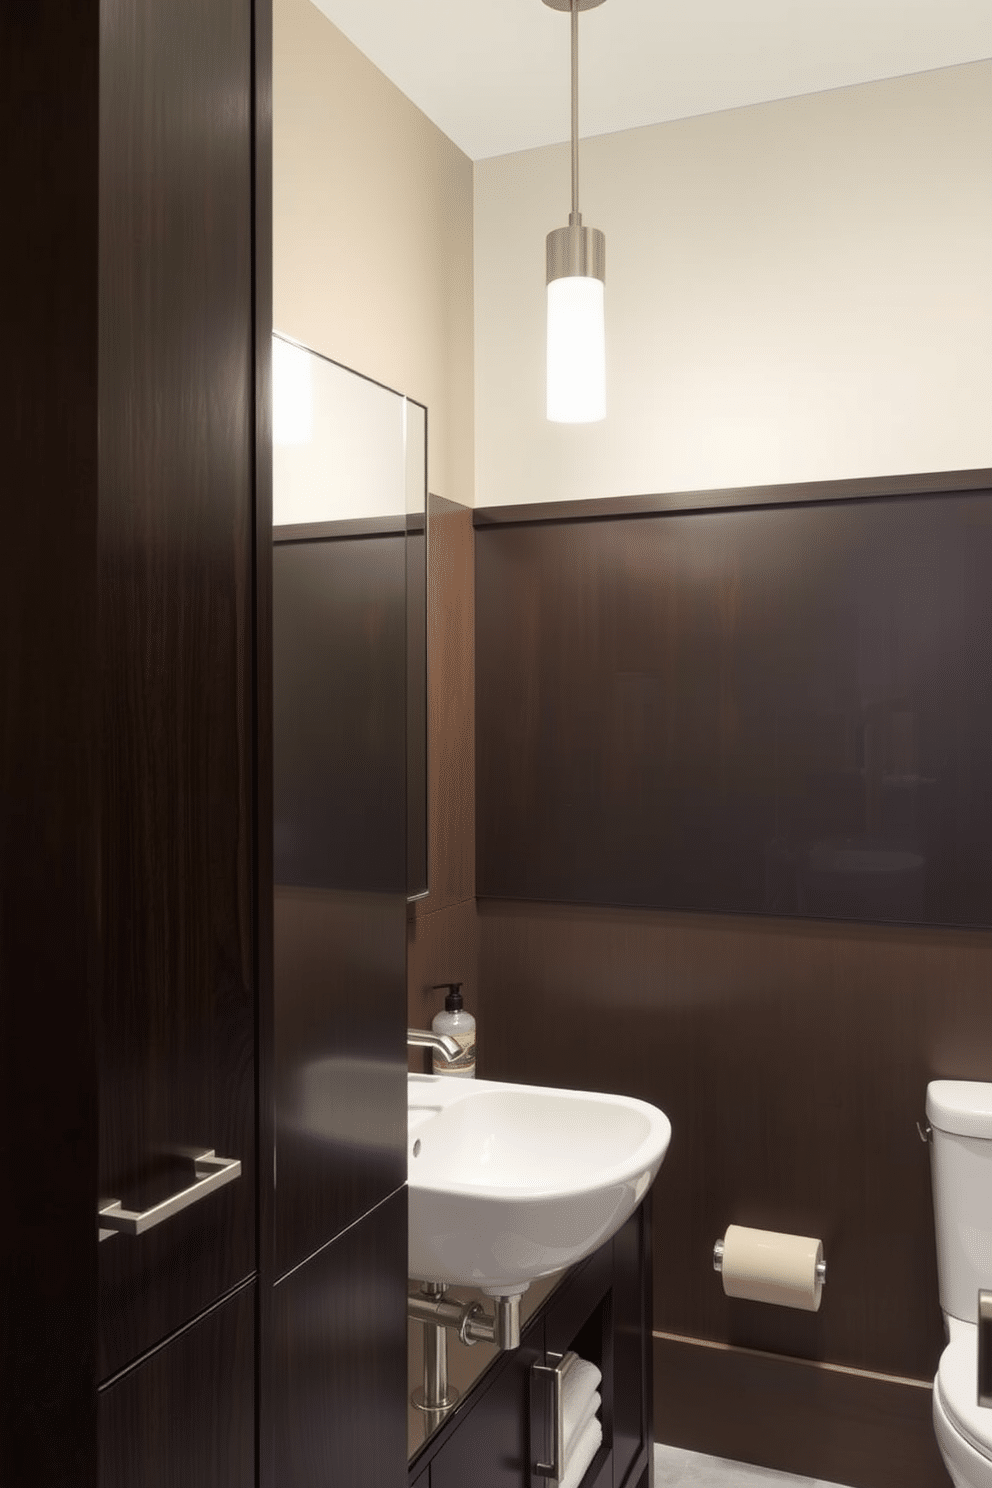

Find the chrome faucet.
xmin=407 ymin=1028 xmax=462 ymax=1065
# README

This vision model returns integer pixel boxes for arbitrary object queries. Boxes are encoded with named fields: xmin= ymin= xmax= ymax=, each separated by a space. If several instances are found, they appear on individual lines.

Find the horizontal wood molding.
xmin=653 ymin=1331 xmax=946 ymax=1488
xmin=473 ymin=467 xmax=992 ymax=527
xmin=654 ymin=1329 xmax=931 ymax=1391
xmin=274 ymin=514 xmax=409 ymax=542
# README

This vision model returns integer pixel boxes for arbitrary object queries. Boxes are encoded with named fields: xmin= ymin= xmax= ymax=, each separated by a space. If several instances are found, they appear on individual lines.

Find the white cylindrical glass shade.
xmin=547 ymin=274 xmax=606 ymax=423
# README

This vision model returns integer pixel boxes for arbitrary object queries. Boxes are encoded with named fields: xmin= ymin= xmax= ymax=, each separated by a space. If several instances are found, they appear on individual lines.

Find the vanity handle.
xmin=979 ymin=1290 xmax=992 ymax=1408
xmin=98 ymin=1150 xmax=241 ymax=1239
xmin=532 ymin=1350 xmax=578 ymax=1486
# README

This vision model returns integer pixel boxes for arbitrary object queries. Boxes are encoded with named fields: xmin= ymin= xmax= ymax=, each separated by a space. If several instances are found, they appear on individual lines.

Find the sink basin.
xmin=408 ymin=1074 xmax=671 ymax=1298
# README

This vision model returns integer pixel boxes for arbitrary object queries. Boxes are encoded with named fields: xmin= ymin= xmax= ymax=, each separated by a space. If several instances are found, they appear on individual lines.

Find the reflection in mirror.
xmin=271 ymin=332 xmax=427 ymax=897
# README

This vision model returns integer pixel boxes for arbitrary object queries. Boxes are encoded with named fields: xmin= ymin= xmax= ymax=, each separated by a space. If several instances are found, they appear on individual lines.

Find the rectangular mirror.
xmin=271 ymin=333 xmax=427 ymax=899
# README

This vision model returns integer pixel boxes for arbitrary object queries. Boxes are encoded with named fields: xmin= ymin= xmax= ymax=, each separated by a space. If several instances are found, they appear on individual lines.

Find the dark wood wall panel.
xmin=470 ymin=489 xmax=992 ymax=1483
xmin=271 ymin=1188 xmax=408 ymax=1488
xmin=97 ymin=0 xmax=256 ymax=1381
xmin=420 ymin=497 xmax=476 ymax=915
xmin=1 ymin=6 xmax=101 ymax=1481
xmin=99 ymin=1282 xmax=255 ymax=1488
xmin=653 ymin=1335 xmax=946 ymax=1488
xmin=476 ymin=492 xmax=992 ymax=930
xmin=475 ymin=899 xmax=992 ymax=1383
xmin=408 ymin=496 xmax=479 ymax=1040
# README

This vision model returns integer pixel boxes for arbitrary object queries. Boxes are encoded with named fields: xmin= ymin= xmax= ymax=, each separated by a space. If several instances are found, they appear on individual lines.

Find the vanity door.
xmin=99 ymin=1282 xmax=255 ymax=1488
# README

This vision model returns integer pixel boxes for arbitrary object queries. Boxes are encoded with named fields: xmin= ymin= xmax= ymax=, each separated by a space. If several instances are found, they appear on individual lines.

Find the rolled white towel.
xmin=559 ymin=1413 xmax=603 ymax=1488
xmin=560 ymin=1357 xmax=602 ymax=1444
xmin=564 ymin=1390 xmax=601 ymax=1457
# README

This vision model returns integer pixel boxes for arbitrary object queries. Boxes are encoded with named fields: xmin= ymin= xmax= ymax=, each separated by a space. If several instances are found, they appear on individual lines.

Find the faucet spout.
xmin=407 ymin=1028 xmax=462 ymax=1065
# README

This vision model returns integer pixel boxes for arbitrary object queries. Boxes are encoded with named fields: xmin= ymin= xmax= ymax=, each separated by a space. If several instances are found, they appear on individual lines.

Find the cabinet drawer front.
xmin=99 ymin=1282 xmax=254 ymax=1488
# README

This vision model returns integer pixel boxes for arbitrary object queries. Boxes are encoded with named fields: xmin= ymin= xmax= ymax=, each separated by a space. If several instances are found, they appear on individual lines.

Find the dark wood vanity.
xmin=408 ymin=1200 xmax=653 ymax=1488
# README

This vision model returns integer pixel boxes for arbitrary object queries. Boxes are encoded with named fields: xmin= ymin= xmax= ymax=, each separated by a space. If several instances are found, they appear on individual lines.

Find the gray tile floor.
xmin=654 ymin=1443 xmax=856 ymax=1488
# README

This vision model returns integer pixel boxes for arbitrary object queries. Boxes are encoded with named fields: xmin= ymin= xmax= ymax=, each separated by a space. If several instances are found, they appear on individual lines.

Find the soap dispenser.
xmin=430 ymin=983 xmax=476 ymax=1077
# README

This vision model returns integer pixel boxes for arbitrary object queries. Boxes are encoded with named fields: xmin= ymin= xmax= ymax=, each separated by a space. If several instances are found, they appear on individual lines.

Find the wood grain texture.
xmin=406 ymin=495 xmax=479 ymax=1049
xmin=0 ymin=5 xmax=101 ymax=1482
xmin=476 ymin=899 xmax=992 ymax=1385
xmin=273 ymin=533 xmax=406 ymax=893
xmin=254 ymin=1 xmax=274 ymax=1482
xmin=97 ymin=0 xmax=256 ymax=1380
xmin=408 ymin=510 xmax=429 ymax=898
xmin=472 ymin=467 xmax=992 ymax=528
xmin=415 ymin=494 xmax=476 ymax=917
xmin=99 ymin=1282 xmax=255 ymax=1488
xmin=476 ymin=493 xmax=992 ymax=930
xmin=653 ymin=1334 xmax=947 ymax=1488
xmin=273 ymin=886 xmax=406 ymax=1278
xmin=612 ymin=1197 xmax=653 ymax=1488
xmin=271 ymin=1188 xmax=408 ymax=1488
xmin=428 ymin=1326 xmax=546 ymax=1488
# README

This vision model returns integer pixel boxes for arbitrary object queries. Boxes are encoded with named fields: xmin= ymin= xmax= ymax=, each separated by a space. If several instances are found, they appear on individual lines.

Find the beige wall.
xmin=273 ymin=0 xmax=474 ymax=504
xmin=474 ymin=61 xmax=992 ymax=508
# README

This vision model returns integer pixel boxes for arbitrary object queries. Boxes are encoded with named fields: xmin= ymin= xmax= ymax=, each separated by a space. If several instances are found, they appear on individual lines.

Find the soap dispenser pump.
xmin=430 ymin=983 xmax=476 ymax=1077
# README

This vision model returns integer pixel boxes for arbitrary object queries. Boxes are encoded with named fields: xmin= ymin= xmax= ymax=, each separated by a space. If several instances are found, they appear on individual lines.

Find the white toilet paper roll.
xmin=719 ymin=1224 xmax=824 ymax=1311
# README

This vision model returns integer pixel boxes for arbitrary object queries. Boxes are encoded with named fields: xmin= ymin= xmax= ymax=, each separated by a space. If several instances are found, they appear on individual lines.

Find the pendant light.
xmin=543 ymin=0 xmax=606 ymax=424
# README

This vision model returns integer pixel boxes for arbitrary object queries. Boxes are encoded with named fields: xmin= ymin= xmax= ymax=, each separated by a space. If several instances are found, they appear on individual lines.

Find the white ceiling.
xmin=306 ymin=0 xmax=987 ymax=161
xmin=308 ymin=0 xmax=990 ymax=160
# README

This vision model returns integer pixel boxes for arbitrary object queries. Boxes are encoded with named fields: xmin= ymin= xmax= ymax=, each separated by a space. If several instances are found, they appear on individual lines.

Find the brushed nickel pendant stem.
xmin=571 ymin=0 xmax=579 ymax=225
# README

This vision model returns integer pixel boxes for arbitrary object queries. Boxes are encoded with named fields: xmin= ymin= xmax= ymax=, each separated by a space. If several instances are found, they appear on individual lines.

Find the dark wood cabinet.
xmin=98 ymin=1281 xmax=255 ymax=1488
xmin=270 ymin=1187 xmax=409 ymax=1488
xmin=272 ymin=531 xmax=408 ymax=1280
xmin=610 ymin=1198 xmax=653 ymax=1488
xmin=96 ymin=0 xmax=257 ymax=1385
xmin=410 ymin=1203 xmax=653 ymax=1488
xmin=4 ymin=0 xmax=266 ymax=1476
xmin=430 ymin=1330 xmax=545 ymax=1488
xmin=265 ymin=519 xmax=410 ymax=1487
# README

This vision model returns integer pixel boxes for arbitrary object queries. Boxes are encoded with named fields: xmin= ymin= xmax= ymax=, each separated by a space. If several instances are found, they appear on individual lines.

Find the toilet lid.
xmin=938 ymin=1328 xmax=992 ymax=1462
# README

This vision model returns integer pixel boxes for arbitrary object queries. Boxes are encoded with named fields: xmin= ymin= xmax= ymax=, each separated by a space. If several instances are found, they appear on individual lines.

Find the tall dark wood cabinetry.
xmin=1 ymin=8 xmax=102 ymax=1481
xmin=2 ymin=2 xmax=268 ymax=1483
xmin=96 ymin=0 xmax=257 ymax=1395
xmin=5 ymin=5 xmax=409 ymax=1482
xmin=268 ymin=525 xmax=409 ymax=1487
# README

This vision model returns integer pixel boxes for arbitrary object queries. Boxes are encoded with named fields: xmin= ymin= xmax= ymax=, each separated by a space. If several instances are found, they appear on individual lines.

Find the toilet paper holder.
xmin=713 ymin=1236 xmax=827 ymax=1285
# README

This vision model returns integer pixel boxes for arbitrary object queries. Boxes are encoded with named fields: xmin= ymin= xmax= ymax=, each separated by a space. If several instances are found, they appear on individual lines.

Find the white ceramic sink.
xmin=408 ymin=1074 xmax=671 ymax=1298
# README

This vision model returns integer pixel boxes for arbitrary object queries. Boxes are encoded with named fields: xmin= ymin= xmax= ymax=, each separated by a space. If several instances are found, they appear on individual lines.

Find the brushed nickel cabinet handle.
xmin=979 ymin=1290 xmax=992 ymax=1408
xmin=532 ymin=1350 xmax=578 ymax=1486
xmin=98 ymin=1150 xmax=241 ymax=1239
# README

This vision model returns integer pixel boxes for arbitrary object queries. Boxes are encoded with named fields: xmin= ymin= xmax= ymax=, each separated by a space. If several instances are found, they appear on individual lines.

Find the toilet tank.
xmin=927 ymin=1080 xmax=992 ymax=1324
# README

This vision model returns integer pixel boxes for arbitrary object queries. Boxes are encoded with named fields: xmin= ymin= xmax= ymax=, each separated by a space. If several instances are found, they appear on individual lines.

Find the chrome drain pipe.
xmin=408 ymin=1286 xmax=521 ymax=1350
xmin=409 ymin=1283 xmax=522 ymax=1415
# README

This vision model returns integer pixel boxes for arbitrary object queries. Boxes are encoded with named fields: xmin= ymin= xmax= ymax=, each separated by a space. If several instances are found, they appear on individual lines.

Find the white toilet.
xmin=928 ymin=1080 xmax=992 ymax=1488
